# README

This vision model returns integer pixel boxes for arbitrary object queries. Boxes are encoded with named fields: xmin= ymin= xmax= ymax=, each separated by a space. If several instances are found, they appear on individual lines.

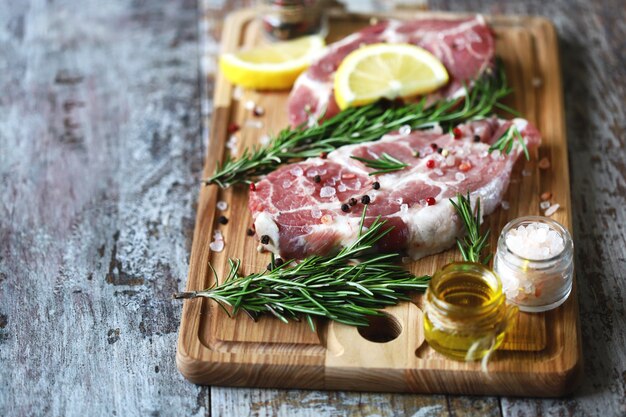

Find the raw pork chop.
xmin=248 ymin=118 xmax=541 ymax=260
xmin=287 ymin=16 xmax=495 ymax=127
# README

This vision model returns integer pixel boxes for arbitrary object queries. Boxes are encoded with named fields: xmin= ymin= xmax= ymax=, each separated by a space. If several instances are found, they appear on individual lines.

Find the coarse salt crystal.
xmin=445 ymin=155 xmax=456 ymax=166
xmin=396 ymin=198 xmax=403 ymax=204
xmin=399 ymin=125 xmax=411 ymax=136
xmin=209 ymin=240 xmax=224 ymax=252
xmin=216 ymin=201 xmax=228 ymax=211
xmin=244 ymin=100 xmax=256 ymax=110
xmin=306 ymin=169 xmax=319 ymax=177
xmin=539 ymin=201 xmax=551 ymax=210
xmin=321 ymin=214 xmax=333 ymax=224
xmin=544 ymin=203 xmax=560 ymax=217
xmin=505 ymin=222 xmax=564 ymax=260
xmin=455 ymin=172 xmax=466 ymax=181
xmin=337 ymin=184 xmax=347 ymax=192
xmin=259 ymin=134 xmax=270 ymax=145
xmin=246 ymin=120 xmax=263 ymax=129
xmin=501 ymin=201 xmax=510 ymax=210
xmin=282 ymin=180 xmax=292 ymax=189
xmin=490 ymin=149 xmax=501 ymax=160
xmin=290 ymin=166 xmax=303 ymax=176
xmin=522 ymin=169 xmax=531 ymax=177
xmin=400 ymin=203 xmax=408 ymax=213
xmin=319 ymin=186 xmax=336 ymax=198
xmin=232 ymin=86 xmax=243 ymax=100
xmin=434 ymin=168 xmax=444 ymax=176
xmin=311 ymin=208 xmax=322 ymax=218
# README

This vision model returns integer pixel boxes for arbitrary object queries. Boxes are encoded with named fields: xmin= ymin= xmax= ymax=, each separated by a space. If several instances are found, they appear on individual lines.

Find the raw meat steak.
xmin=287 ymin=16 xmax=495 ymax=127
xmin=248 ymin=118 xmax=541 ymax=260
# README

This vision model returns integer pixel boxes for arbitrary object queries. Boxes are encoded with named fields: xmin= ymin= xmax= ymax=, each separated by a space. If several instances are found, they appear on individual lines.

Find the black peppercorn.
xmin=314 ymin=175 xmax=321 ymax=183
xmin=437 ymin=147 xmax=443 ymax=154
xmin=274 ymin=258 xmax=284 ymax=267
xmin=341 ymin=204 xmax=350 ymax=212
xmin=473 ymin=135 xmax=481 ymax=143
xmin=217 ymin=215 xmax=228 ymax=225
xmin=348 ymin=198 xmax=357 ymax=206
xmin=260 ymin=235 xmax=270 ymax=244
xmin=361 ymin=195 xmax=371 ymax=204
xmin=372 ymin=181 xmax=380 ymax=190
xmin=246 ymin=228 xmax=255 ymax=236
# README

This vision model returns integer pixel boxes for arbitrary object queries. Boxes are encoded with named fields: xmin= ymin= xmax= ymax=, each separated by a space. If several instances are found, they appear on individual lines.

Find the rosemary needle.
xmin=350 ymin=153 xmax=409 ymax=176
xmin=450 ymin=192 xmax=492 ymax=265
xmin=489 ymin=124 xmax=529 ymax=160
xmin=205 ymin=67 xmax=515 ymax=188
xmin=174 ymin=209 xmax=431 ymax=330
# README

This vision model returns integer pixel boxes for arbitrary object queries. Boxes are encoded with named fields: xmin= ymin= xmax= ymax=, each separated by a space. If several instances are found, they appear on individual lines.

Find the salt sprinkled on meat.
xmin=434 ymin=168 xmax=444 ymax=176
xmin=282 ymin=180 xmax=292 ymax=189
xmin=445 ymin=155 xmax=456 ymax=166
xmin=337 ymin=183 xmax=347 ymax=192
xmin=320 ymin=186 xmax=336 ymax=198
xmin=306 ymin=168 xmax=319 ymax=177
xmin=399 ymin=125 xmax=412 ymax=136
xmin=249 ymin=118 xmax=541 ymax=260
xmin=290 ymin=166 xmax=304 ymax=176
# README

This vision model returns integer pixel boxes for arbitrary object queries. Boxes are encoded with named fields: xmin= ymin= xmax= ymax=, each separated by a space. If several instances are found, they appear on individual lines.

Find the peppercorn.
xmin=426 ymin=159 xmax=436 ymax=169
xmin=314 ymin=175 xmax=321 ymax=183
xmin=372 ymin=181 xmax=380 ymax=190
xmin=430 ymin=143 xmax=438 ymax=150
xmin=227 ymin=122 xmax=240 ymax=134
xmin=246 ymin=228 xmax=255 ymax=236
xmin=348 ymin=197 xmax=357 ymax=206
xmin=249 ymin=183 xmax=256 ymax=191
xmin=253 ymin=106 xmax=264 ymax=117
xmin=320 ymin=152 xmax=328 ymax=159
xmin=217 ymin=215 xmax=228 ymax=225
xmin=473 ymin=135 xmax=481 ymax=143
xmin=260 ymin=235 xmax=270 ymax=244
xmin=426 ymin=197 xmax=436 ymax=206
xmin=274 ymin=258 xmax=284 ymax=267
xmin=437 ymin=147 xmax=443 ymax=154
xmin=453 ymin=127 xmax=463 ymax=139
xmin=341 ymin=204 xmax=350 ymax=212
xmin=414 ymin=151 xmax=421 ymax=158
xmin=361 ymin=195 xmax=371 ymax=204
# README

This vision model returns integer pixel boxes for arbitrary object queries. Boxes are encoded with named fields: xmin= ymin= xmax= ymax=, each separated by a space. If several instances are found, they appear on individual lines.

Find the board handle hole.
xmin=357 ymin=313 xmax=402 ymax=343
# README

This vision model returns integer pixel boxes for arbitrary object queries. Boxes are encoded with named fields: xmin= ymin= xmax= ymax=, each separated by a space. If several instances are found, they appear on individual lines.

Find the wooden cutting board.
xmin=176 ymin=8 xmax=582 ymax=396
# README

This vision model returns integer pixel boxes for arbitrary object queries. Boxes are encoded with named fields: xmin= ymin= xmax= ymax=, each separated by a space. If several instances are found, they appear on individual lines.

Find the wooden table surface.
xmin=0 ymin=0 xmax=624 ymax=416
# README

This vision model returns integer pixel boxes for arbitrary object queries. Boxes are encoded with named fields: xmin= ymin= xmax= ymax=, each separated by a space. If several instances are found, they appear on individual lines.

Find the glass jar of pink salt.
xmin=494 ymin=216 xmax=574 ymax=313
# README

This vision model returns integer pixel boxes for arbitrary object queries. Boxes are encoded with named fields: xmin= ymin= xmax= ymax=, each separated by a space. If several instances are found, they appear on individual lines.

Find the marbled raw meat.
xmin=287 ymin=16 xmax=495 ymax=127
xmin=248 ymin=118 xmax=541 ymax=260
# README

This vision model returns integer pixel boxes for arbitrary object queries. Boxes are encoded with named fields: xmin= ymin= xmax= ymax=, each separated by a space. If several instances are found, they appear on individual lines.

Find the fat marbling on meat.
xmin=287 ymin=16 xmax=495 ymax=127
xmin=248 ymin=118 xmax=541 ymax=260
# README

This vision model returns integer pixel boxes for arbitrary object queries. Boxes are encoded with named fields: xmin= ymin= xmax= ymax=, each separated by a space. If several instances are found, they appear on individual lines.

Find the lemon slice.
xmin=334 ymin=43 xmax=449 ymax=110
xmin=219 ymin=35 xmax=325 ymax=90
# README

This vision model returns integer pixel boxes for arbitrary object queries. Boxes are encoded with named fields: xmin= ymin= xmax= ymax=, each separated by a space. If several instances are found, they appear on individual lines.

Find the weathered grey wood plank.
xmin=0 ymin=0 xmax=208 ymax=416
xmin=1 ymin=0 xmax=624 ymax=416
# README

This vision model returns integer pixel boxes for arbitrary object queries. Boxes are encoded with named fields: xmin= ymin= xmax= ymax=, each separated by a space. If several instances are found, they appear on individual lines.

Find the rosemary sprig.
xmin=450 ymin=192 xmax=492 ymax=265
xmin=489 ymin=124 xmax=529 ymax=160
xmin=174 ymin=211 xmax=431 ymax=330
xmin=206 ymin=67 xmax=514 ymax=188
xmin=351 ymin=152 xmax=409 ymax=176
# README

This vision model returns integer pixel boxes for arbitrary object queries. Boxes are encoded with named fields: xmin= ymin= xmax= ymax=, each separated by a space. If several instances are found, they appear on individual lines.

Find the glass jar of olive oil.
xmin=423 ymin=262 xmax=517 ymax=361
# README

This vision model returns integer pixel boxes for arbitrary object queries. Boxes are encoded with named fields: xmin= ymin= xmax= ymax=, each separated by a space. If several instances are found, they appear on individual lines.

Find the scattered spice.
xmin=320 ymin=152 xmax=328 ymax=159
xmin=227 ymin=122 xmax=240 ymax=134
xmin=249 ymin=183 xmax=256 ymax=191
xmin=473 ymin=135 xmax=481 ymax=143
xmin=458 ymin=161 xmax=472 ymax=172
xmin=314 ymin=175 xmax=321 ymax=183
xmin=361 ymin=195 xmax=371 ymax=204
xmin=426 ymin=197 xmax=436 ymax=206
xmin=414 ymin=150 xmax=421 ymax=158
xmin=372 ymin=181 xmax=380 ymax=190
xmin=341 ymin=204 xmax=350 ymax=213
xmin=274 ymin=258 xmax=284 ymax=267
xmin=348 ymin=197 xmax=357 ymax=206
xmin=430 ymin=143 xmax=438 ymax=150
xmin=441 ymin=149 xmax=449 ymax=157
xmin=246 ymin=228 xmax=255 ymax=236
xmin=253 ymin=106 xmax=265 ymax=116
xmin=437 ymin=147 xmax=443 ymax=154
xmin=260 ymin=235 xmax=270 ymax=244
xmin=426 ymin=159 xmax=436 ymax=169
xmin=538 ymin=157 xmax=551 ymax=170
xmin=217 ymin=215 xmax=229 ymax=225
xmin=453 ymin=127 xmax=463 ymax=139
xmin=540 ymin=191 xmax=552 ymax=201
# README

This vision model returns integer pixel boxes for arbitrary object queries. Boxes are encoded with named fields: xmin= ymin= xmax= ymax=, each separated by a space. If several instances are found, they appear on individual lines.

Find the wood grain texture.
xmin=0 ymin=0 xmax=624 ymax=416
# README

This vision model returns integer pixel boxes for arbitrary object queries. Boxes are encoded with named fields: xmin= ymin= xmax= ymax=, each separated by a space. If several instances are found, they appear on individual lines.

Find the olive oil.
xmin=423 ymin=263 xmax=515 ymax=361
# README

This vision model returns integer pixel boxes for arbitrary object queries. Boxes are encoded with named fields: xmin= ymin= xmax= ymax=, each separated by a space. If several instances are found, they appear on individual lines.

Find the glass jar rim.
xmin=427 ymin=261 xmax=505 ymax=315
xmin=498 ymin=216 xmax=573 ymax=263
